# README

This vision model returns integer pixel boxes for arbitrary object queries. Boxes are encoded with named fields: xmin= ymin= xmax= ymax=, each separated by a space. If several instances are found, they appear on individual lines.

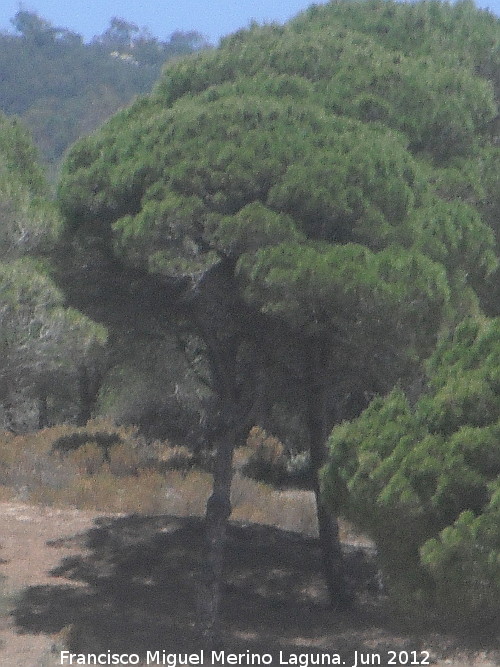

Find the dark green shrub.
xmin=322 ymin=317 xmax=500 ymax=628
xmin=51 ymin=431 xmax=122 ymax=461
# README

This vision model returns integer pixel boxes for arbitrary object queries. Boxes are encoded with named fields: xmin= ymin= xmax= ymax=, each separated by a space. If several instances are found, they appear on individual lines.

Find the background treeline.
xmin=0 ymin=111 xmax=204 ymax=438
xmin=1 ymin=0 xmax=500 ymax=636
xmin=0 ymin=11 xmax=210 ymax=174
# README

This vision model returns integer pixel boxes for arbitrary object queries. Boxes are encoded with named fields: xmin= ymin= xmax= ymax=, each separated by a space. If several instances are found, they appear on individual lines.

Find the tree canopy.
xmin=58 ymin=0 xmax=499 ymax=424
xmin=56 ymin=0 xmax=500 ymax=641
xmin=59 ymin=0 xmax=498 ymax=281
xmin=0 ymin=112 xmax=107 ymax=431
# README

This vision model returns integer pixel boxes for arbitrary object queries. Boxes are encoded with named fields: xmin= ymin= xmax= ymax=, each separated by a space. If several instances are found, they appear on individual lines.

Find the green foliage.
xmin=0 ymin=113 xmax=108 ymax=429
xmin=59 ymin=0 xmax=498 ymax=285
xmin=409 ymin=199 xmax=497 ymax=284
xmin=57 ymin=0 xmax=500 ymax=463
xmin=0 ymin=11 xmax=209 ymax=172
xmin=239 ymin=242 xmax=449 ymax=354
xmin=213 ymin=202 xmax=304 ymax=256
xmin=155 ymin=1 xmax=497 ymax=164
xmin=418 ymin=318 xmax=500 ymax=434
xmin=59 ymin=80 xmax=486 ymax=353
xmin=101 ymin=98 xmax=439 ymax=277
xmin=0 ymin=114 xmax=61 ymax=258
xmin=0 ymin=258 xmax=107 ymax=389
xmin=322 ymin=316 xmax=500 ymax=626
xmin=295 ymin=0 xmax=500 ymax=81
xmin=0 ymin=114 xmax=46 ymax=194
xmin=420 ymin=506 xmax=500 ymax=625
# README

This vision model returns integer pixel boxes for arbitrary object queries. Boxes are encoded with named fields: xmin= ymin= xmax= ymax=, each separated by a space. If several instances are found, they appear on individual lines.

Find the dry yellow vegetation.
xmin=0 ymin=421 xmax=322 ymax=535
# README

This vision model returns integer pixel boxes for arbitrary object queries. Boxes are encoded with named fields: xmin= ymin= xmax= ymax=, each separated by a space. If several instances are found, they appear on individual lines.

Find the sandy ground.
xmin=0 ymin=502 xmax=103 ymax=666
xmin=0 ymin=501 xmax=497 ymax=667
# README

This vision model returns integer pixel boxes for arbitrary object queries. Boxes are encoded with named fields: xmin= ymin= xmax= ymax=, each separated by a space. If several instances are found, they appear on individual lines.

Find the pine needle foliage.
xmin=323 ymin=317 xmax=500 ymax=628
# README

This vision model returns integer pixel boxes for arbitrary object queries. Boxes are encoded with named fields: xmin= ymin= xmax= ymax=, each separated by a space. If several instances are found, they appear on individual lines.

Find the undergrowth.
xmin=0 ymin=421 xmax=319 ymax=534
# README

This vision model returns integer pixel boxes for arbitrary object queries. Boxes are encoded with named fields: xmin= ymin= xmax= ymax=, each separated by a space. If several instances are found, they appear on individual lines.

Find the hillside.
xmin=0 ymin=11 xmax=209 ymax=174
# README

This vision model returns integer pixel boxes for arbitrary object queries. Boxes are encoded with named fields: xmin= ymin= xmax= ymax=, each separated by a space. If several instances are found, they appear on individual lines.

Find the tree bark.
xmin=38 ymin=393 xmax=48 ymax=429
xmin=306 ymin=342 xmax=351 ymax=609
xmin=191 ymin=293 xmax=239 ymax=647
xmin=76 ymin=364 xmax=102 ymax=426
xmin=199 ymin=431 xmax=235 ymax=648
xmin=311 ymin=462 xmax=351 ymax=609
xmin=189 ymin=258 xmax=261 ymax=645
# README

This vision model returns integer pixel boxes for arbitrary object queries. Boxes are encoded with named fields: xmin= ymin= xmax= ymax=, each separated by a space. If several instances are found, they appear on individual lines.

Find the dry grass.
xmin=231 ymin=473 xmax=318 ymax=535
xmin=3 ymin=425 xmax=491 ymax=665
xmin=0 ymin=422 xmax=322 ymax=535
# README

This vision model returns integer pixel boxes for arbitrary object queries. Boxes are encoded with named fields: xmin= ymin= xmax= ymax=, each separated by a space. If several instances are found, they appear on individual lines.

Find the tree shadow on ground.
xmin=11 ymin=515 xmax=499 ymax=664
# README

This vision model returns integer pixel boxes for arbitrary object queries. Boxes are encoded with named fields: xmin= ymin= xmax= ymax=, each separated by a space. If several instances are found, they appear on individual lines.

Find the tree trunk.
xmin=313 ymin=473 xmax=351 ymax=608
xmin=76 ymin=364 xmax=101 ymax=426
xmin=188 ymin=261 xmax=255 ymax=645
xmin=199 ymin=430 xmax=235 ymax=648
xmin=77 ymin=365 xmax=91 ymax=426
xmin=306 ymin=343 xmax=351 ymax=609
xmin=38 ymin=393 xmax=48 ymax=429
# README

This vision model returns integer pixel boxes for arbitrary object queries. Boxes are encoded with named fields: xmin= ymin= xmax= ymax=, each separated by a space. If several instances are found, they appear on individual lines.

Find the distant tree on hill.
xmin=0 ymin=11 xmax=209 ymax=173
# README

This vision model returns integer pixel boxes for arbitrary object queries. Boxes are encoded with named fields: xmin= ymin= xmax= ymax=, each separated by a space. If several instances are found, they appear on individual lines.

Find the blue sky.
xmin=1 ymin=0 xmax=499 ymax=44
xmin=0 ymin=1 xmax=327 ymax=43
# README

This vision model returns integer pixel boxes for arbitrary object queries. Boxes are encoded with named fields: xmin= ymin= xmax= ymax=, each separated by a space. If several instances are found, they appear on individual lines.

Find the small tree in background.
xmin=0 ymin=112 xmax=108 ymax=430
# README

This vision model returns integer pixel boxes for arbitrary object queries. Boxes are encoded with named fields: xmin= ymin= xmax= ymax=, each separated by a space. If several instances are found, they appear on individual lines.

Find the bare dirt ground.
xmin=0 ymin=501 xmax=498 ymax=667
xmin=0 ymin=502 xmax=99 ymax=666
